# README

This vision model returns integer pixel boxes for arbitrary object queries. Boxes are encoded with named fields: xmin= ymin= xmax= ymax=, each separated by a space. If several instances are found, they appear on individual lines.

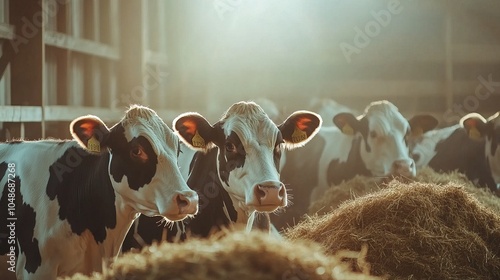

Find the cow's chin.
xmin=162 ymin=213 xmax=191 ymax=222
xmin=250 ymin=205 xmax=282 ymax=213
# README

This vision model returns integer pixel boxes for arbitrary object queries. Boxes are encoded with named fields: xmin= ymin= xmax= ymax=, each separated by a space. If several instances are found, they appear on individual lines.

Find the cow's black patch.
xmin=107 ymin=125 xmax=158 ymax=190
xmin=0 ymin=162 xmax=6 ymax=182
xmin=46 ymin=147 xmax=117 ymax=243
xmin=216 ymin=131 xmax=245 ymax=186
xmin=0 ymin=175 xmax=42 ymax=273
xmin=327 ymin=136 xmax=370 ymax=185
xmin=274 ymin=133 xmax=284 ymax=171
xmin=122 ymin=148 xmax=238 ymax=251
xmin=15 ymin=177 xmax=42 ymax=273
xmin=430 ymin=128 xmax=496 ymax=191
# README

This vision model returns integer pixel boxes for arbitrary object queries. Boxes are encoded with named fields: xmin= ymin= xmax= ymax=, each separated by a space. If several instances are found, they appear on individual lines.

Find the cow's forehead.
xmin=220 ymin=102 xmax=279 ymax=147
xmin=119 ymin=106 xmax=177 ymax=152
xmin=364 ymin=102 xmax=408 ymax=135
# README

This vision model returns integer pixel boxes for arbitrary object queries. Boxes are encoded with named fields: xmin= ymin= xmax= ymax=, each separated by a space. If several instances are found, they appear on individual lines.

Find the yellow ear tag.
xmin=291 ymin=126 xmax=307 ymax=143
xmin=412 ymin=127 xmax=424 ymax=137
xmin=87 ymin=136 xmax=101 ymax=153
xmin=468 ymin=127 xmax=481 ymax=140
xmin=192 ymin=130 xmax=206 ymax=148
xmin=342 ymin=124 xmax=354 ymax=135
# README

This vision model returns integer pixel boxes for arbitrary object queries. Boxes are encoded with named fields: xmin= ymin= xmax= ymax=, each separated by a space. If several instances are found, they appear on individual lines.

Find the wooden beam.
xmin=43 ymin=105 xmax=123 ymax=122
xmin=0 ymin=106 xmax=42 ymax=122
xmin=44 ymin=31 xmax=119 ymax=60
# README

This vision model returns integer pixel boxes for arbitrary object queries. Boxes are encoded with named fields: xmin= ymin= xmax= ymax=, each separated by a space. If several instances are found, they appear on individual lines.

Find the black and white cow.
xmin=122 ymin=101 xmax=321 ymax=250
xmin=275 ymin=100 xmax=436 ymax=229
xmin=0 ymin=105 xmax=198 ymax=279
xmin=411 ymin=112 xmax=500 ymax=192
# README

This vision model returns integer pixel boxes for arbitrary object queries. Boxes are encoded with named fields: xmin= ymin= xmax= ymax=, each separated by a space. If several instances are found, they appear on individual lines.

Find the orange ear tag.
xmin=87 ymin=136 xmax=101 ymax=153
xmin=291 ymin=126 xmax=307 ymax=143
xmin=342 ymin=124 xmax=354 ymax=135
xmin=192 ymin=130 xmax=206 ymax=148
xmin=468 ymin=127 xmax=481 ymax=140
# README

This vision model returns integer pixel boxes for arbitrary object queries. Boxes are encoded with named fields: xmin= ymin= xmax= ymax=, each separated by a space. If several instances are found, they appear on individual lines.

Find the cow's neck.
xmin=100 ymin=196 xmax=137 ymax=258
xmin=46 ymin=147 xmax=118 ymax=245
xmin=327 ymin=135 xmax=370 ymax=185
xmin=225 ymin=192 xmax=253 ymax=225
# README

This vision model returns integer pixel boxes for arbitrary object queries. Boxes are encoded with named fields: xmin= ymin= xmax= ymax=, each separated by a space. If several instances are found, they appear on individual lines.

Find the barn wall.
xmin=0 ymin=0 xmax=499 ymax=140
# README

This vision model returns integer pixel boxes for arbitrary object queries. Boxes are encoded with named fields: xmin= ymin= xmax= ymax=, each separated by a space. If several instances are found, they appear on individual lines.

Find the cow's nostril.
xmin=255 ymin=186 xmax=267 ymax=199
xmin=176 ymin=194 xmax=189 ymax=209
xmin=412 ymin=153 xmax=420 ymax=162
xmin=278 ymin=185 xmax=285 ymax=198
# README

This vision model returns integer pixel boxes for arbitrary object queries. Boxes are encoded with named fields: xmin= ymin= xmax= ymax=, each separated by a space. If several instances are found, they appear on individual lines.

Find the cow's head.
xmin=70 ymin=105 xmax=198 ymax=221
xmin=462 ymin=112 xmax=500 ymax=189
xmin=333 ymin=100 xmax=435 ymax=178
xmin=174 ymin=101 xmax=321 ymax=213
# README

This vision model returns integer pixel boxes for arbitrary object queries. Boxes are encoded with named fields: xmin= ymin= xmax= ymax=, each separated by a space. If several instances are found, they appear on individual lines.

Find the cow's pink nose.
xmin=392 ymin=159 xmax=416 ymax=177
xmin=252 ymin=181 xmax=286 ymax=211
xmin=174 ymin=191 xmax=199 ymax=215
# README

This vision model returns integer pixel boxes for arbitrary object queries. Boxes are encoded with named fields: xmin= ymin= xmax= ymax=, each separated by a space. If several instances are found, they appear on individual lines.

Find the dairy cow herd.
xmin=0 ymin=100 xmax=499 ymax=278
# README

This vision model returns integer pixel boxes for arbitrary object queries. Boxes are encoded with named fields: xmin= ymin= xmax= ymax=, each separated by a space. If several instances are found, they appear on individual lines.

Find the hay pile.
xmin=309 ymin=167 xmax=500 ymax=215
xmin=286 ymin=181 xmax=500 ymax=279
xmin=68 ymin=230 xmax=380 ymax=280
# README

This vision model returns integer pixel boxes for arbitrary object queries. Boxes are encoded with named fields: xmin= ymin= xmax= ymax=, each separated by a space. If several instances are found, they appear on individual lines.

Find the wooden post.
xmin=9 ymin=0 xmax=44 ymax=139
xmin=117 ymin=1 xmax=145 ymax=109
xmin=443 ymin=1 xmax=454 ymax=114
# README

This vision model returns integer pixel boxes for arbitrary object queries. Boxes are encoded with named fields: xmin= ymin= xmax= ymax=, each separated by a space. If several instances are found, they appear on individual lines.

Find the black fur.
xmin=429 ymin=128 xmax=496 ymax=191
xmin=327 ymin=137 xmax=370 ymax=185
xmin=46 ymin=147 xmax=117 ymax=243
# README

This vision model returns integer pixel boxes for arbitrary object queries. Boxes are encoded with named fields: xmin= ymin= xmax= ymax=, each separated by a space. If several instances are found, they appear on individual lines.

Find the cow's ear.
xmin=173 ymin=113 xmax=215 ymax=151
xmin=408 ymin=115 xmax=439 ymax=137
xmin=333 ymin=112 xmax=362 ymax=136
xmin=461 ymin=113 xmax=488 ymax=141
xmin=279 ymin=111 xmax=322 ymax=150
xmin=70 ymin=116 xmax=110 ymax=153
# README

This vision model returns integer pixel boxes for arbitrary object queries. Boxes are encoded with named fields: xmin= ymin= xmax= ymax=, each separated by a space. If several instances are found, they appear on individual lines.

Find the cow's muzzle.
xmin=391 ymin=159 xmax=416 ymax=178
xmin=247 ymin=181 xmax=287 ymax=212
xmin=163 ymin=191 xmax=199 ymax=221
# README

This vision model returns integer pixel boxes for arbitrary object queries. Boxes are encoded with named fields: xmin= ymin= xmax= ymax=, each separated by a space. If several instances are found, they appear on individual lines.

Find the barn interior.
xmin=1 ymin=1 xmax=500 ymax=279
xmin=1 ymin=0 xmax=499 ymax=139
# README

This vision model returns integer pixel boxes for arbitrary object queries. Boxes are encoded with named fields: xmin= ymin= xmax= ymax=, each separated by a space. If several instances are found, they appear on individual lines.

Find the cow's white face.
xmin=334 ymin=101 xmax=418 ymax=178
xmin=463 ymin=112 xmax=500 ymax=189
xmin=174 ymin=101 xmax=321 ymax=213
xmin=70 ymin=105 xmax=198 ymax=221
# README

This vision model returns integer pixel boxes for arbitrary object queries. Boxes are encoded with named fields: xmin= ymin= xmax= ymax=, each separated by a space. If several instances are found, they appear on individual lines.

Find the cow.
xmin=274 ymin=100 xmax=437 ymax=230
xmin=307 ymin=97 xmax=358 ymax=127
xmin=0 ymin=105 xmax=199 ymax=279
xmin=410 ymin=111 xmax=500 ymax=192
xmin=121 ymin=101 xmax=321 ymax=251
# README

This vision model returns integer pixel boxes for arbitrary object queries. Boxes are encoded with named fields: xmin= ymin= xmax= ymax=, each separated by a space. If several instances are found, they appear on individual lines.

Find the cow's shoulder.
xmin=45 ymin=146 xmax=116 ymax=243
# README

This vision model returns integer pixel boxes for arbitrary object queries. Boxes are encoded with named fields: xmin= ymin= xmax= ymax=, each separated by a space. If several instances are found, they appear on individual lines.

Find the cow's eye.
xmin=130 ymin=146 xmax=147 ymax=161
xmin=370 ymin=131 xmax=378 ymax=138
xmin=225 ymin=142 xmax=236 ymax=153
